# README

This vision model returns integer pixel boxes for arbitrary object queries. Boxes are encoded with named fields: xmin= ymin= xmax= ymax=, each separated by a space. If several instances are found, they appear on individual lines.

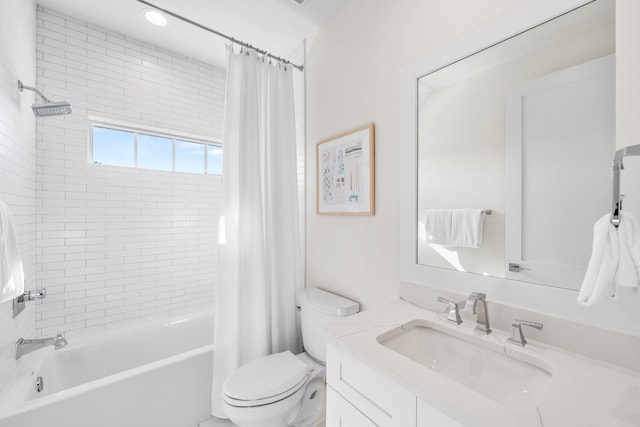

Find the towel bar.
xmin=611 ymin=144 xmax=640 ymax=227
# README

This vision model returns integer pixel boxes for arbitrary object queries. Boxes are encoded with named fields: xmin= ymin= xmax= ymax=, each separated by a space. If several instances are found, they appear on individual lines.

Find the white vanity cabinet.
xmin=326 ymin=344 xmax=462 ymax=427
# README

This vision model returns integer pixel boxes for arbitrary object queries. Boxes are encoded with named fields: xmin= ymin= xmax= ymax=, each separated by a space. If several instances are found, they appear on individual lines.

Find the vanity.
xmin=323 ymin=300 xmax=640 ymax=427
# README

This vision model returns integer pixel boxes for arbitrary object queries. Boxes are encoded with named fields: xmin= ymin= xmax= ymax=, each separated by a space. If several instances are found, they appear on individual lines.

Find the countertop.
xmin=322 ymin=300 xmax=640 ymax=427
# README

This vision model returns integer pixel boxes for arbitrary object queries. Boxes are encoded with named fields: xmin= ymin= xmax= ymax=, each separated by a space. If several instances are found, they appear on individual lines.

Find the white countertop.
xmin=322 ymin=300 xmax=640 ymax=427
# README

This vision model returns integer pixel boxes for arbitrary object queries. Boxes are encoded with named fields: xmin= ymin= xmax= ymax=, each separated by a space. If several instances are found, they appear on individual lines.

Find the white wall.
xmin=35 ymin=8 xmax=225 ymax=338
xmin=616 ymin=0 xmax=640 ymax=150
xmin=305 ymin=0 xmax=529 ymax=309
xmin=0 ymin=0 xmax=37 ymax=402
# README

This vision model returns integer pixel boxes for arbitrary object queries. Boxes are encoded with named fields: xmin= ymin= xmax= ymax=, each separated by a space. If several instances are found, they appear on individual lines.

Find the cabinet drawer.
xmin=326 ymin=344 xmax=416 ymax=426
xmin=417 ymin=398 xmax=464 ymax=427
xmin=327 ymin=385 xmax=378 ymax=427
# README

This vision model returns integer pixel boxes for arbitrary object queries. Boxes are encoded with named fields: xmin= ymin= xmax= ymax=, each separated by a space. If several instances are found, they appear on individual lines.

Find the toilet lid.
xmin=223 ymin=351 xmax=311 ymax=404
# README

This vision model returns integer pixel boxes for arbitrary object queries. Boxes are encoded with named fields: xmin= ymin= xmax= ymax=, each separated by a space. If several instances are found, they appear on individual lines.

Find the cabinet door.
xmin=327 ymin=385 xmax=378 ymax=427
xmin=326 ymin=344 xmax=416 ymax=427
xmin=417 ymin=398 xmax=465 ymax=427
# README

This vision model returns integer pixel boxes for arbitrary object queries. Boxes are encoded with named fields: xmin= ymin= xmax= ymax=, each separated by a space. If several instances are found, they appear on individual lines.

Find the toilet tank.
xmin=298 ymin=287 xmax=359 ymax=363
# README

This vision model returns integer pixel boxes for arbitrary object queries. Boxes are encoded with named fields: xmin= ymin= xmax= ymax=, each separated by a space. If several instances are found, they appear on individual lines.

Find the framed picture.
xmin=316 ymin=123 xmax=375 ymax=216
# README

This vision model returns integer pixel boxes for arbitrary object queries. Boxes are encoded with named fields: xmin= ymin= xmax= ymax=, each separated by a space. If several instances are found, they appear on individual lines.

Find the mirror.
xmin=416 ymin=0 xmax=615 ymax=291
xmin=399 ymin=0 xmax=640 ymax=336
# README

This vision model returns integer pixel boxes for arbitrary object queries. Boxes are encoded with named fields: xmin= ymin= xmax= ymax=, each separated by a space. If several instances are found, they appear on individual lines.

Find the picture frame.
xmin=316 ymin=123 xmax=375 ymax=216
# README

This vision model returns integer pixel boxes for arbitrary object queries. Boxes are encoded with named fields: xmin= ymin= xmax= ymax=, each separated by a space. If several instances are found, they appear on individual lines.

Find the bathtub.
xmin=0 ymin=310 xmax=214 ymax=427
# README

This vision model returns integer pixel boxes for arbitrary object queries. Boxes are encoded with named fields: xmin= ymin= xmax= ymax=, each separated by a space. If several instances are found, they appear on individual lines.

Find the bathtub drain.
xmin=35 ymin=376 xmax=44 ymax=393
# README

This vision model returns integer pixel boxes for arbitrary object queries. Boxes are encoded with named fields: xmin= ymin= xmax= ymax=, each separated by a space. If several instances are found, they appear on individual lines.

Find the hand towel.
xmin=424 ymin=209 xmax=452 ymax=246
xmin=451 ymin=208 xmax=484 ymax=248
xmin=578 ymin=214 xmax=617 ymax=306
xmin=578 ymin=212 xmax=640 ymax=307
xmin=615 ymin=212 xmax=640 ymax=288
xmin=424 ymin=208 xmax=484 ymax=248
xmin=0 ymin=202 xmax=24 ymax=303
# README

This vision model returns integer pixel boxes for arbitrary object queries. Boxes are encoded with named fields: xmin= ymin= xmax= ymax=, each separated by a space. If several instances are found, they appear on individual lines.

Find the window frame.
xmin=89 ymin=119 xmax=222 ymax=175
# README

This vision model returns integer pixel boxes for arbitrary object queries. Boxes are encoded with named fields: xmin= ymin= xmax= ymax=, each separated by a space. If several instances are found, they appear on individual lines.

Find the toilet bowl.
xmin=222 ymin=288 xmax=359 ymax=427
xmin=223 ymin=352 xmax=325 ymax=427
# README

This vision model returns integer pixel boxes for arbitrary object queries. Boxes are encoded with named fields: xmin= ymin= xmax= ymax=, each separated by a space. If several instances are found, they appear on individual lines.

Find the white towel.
xmin=615 ymin=212 xmax=640 ymax=288
xmin=424 ymin=208 xmax=484 ymax=248
xmin=424 ymin=209 xmax=452 ymax=246
xmin=452 ymin=209 xmax=484 ymax=248
xmin=0 ymin=202 xmax=24 ymax=303
xmin=578 ymin=212 xmax=640 ymax=307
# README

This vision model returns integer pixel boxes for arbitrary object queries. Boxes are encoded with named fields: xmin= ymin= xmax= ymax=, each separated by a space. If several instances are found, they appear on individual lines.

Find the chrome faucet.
xmin=464 ymin=292 xmax=491 ymax=334
xmin=16 ymin=334 xmax=68 ymax=360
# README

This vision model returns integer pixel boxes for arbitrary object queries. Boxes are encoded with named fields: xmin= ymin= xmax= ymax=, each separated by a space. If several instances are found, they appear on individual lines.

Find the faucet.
xmin=16 ymin=334 xmax=68 ymax=360
xmin=464 ymin=292 xmax=491 ymax=334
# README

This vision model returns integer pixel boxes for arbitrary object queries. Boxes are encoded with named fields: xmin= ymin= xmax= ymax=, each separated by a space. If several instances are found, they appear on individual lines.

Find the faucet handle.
xmin=507 ymin=319 xmax=543 ymax=347
xmin=437 ymin=297 xmax=463 ymax=325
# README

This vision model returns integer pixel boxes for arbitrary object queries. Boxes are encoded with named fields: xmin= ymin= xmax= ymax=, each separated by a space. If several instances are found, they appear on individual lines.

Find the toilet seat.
xmin=223 ymin=351 xmax=311 ymax=408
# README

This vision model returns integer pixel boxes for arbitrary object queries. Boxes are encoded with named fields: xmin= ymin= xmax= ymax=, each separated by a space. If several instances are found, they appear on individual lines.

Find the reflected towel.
xmin=0 ymin=202 xmax=24 ymax=303
xmin=424 ymin=208 xmax=484 ymax=248
xmin=452 ymin=208 xmax=484 ymax=248
xmin=578 ymin=212 xmax=640 ymax=307
xmin=424 ymin=209 xmax=452 ymax=246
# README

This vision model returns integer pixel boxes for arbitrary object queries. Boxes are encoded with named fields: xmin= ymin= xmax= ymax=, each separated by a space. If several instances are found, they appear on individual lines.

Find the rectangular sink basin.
xmin=377 ymin=321 xmax=552 ymax=408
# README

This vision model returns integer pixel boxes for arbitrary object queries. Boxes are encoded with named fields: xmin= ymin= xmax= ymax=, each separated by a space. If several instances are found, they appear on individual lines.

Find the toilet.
xmin=222 ymin=287 xmax=359 ymax=427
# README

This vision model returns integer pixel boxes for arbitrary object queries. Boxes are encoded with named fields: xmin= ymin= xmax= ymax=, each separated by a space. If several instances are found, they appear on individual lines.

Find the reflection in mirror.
xmin=417 ymin=0 xmax=615 ymax=290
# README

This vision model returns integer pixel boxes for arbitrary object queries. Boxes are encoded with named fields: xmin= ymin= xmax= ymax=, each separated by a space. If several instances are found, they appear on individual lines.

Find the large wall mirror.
xmin=400 ymin=0 xmax=640 ymax=335
xmin=418 ymin=0 xmax=614 ymax=290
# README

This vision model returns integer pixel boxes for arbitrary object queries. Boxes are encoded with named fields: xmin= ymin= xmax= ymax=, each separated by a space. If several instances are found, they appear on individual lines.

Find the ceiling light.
xmin=143 ymin=9 xmax=168 ymax=26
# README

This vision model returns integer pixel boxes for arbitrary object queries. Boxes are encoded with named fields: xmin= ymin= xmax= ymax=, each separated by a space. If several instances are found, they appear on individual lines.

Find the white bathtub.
xmin=0 ymin=310 xmax=214 ymax=427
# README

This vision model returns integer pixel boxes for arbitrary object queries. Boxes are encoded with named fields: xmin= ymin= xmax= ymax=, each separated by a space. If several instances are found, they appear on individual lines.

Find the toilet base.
xmin=291 ymin=377 xmax=326 ymax=427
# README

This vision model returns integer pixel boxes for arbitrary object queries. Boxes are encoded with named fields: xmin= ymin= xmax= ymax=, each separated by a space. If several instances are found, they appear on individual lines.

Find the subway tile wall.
xmin=35 ymin=7 xmax=225 ymax=338
xmin=0 ymin=0 xmax=38 ymax=402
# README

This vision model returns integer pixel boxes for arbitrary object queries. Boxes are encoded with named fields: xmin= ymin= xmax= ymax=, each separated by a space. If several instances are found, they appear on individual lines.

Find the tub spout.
xmin=16 ymin=334 xmax=68 ymax=360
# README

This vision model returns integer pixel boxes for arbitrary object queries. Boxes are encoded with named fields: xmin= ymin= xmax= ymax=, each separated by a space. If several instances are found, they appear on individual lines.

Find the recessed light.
xmin=143 ymin=9 xmax=168 ymax=26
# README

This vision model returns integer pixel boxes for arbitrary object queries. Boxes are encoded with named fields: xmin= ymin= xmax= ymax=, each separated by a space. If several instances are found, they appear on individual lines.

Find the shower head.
xmin=18 ymin=80 xmax=72 ymax=117
xmin=31 ymin=101 xmax=73 ymax=117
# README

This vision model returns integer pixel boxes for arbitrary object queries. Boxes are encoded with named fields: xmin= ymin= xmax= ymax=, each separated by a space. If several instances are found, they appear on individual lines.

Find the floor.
xmin=196 ymin=417 xmax=236 ymax=427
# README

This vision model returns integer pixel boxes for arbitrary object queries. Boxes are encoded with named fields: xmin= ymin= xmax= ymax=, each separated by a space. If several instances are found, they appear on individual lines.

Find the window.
xmin=91 ymin=123 xmax=222 ymax=175
xmin=175 ymin=140 xmax=205 ymax=173
xmin=138 ymin=133 xmax=173 ymax=171
xmin=93 ymin=127 xmax=135 ymax=168
xmin=207 ymin=145 xmax=223 ymax=175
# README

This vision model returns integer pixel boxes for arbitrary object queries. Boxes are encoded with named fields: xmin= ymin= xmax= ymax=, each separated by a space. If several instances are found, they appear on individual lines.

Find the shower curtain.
xmin=211 ymin=47 xmax=303 ymax=418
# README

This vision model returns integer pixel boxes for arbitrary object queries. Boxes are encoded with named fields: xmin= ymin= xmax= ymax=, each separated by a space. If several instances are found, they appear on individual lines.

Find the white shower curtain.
xmin=211 ymin=47 xmax=303 ymax=418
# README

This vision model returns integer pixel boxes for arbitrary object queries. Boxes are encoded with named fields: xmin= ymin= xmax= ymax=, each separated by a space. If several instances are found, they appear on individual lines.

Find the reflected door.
xmin=505 ymin=55 xmax=615 ymax=290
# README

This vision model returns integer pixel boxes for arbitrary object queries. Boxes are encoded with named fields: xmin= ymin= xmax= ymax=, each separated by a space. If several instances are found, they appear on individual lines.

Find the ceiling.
xmin=36 ymin=0 xmax=350 ymax=68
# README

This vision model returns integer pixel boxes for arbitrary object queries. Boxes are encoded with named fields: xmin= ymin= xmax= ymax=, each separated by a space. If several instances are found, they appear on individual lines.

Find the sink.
xmin=377 ymin=321 xmax=552 ymax=408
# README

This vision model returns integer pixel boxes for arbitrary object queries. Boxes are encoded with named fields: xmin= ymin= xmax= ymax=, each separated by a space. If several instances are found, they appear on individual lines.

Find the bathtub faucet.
xmin=16 ymin=334 xmax=68 ymax=360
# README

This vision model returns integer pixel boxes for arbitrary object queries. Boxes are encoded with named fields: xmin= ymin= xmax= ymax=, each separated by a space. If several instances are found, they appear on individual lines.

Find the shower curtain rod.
xmin=135 ymin=0 xmax=304 ymax=71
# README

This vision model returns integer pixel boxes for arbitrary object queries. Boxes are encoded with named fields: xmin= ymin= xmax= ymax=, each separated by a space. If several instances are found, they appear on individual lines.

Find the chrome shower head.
xmin=31 ymin=101 xmax=73 ymax=117
xmin=18 ymin=80 xmax=72 ymax=117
